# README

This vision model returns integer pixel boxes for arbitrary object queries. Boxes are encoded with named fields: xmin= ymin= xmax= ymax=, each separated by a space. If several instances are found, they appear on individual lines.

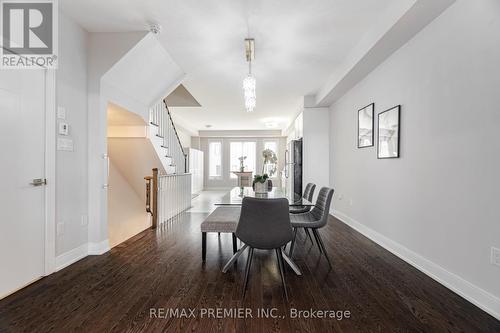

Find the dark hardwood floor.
xmin=1 ymin=213 xmax=499 ymax=332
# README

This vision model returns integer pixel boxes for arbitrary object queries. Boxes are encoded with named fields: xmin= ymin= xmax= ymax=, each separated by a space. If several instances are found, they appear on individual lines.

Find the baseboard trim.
xmin=55 ymin=243 xmax=88 ymax=271
xmin=88 ymin=239 xmax=110 ymax=255
xmin=55 ymin=240 xmax=110 ymax=271
xmin=332 ymin=210 xmax=500 ymax=321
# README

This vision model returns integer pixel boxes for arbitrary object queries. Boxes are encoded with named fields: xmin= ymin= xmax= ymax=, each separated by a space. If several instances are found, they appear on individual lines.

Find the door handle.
xmin=30 ymin=178 xmax=47 ymax=186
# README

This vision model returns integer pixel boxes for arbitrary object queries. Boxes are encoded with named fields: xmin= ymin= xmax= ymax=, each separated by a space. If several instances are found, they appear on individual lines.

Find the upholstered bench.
xmin=201 ymin=207 xmax=241 ymax=261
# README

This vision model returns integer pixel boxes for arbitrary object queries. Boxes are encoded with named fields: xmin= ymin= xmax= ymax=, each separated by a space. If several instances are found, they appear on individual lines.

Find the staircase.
xmin=146 ymin=99 xmax=192 ymax=225
xmin=149 ymin=99 xmax=187 ymax=174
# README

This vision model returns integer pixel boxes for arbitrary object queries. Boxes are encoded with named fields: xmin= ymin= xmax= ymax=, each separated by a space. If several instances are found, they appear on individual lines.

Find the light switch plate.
xmin=57 ymin=106 xmax=66 ymax=119
xmin=57 ymin=138 xmax=74 ymax=151
xmin=491 ymin=247 xmax=500 ymax=267
xmin=81 ymin=215 xmax=88 ymax=227
xmin=57 ymin=222 xmax=64 ymax=236
xmin=58 ymin=122 xmax=69 ymax=135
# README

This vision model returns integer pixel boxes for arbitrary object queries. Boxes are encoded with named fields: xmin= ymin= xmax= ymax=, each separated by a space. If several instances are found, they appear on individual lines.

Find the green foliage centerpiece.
xmin=253 ymin=149 xmax=278 ymax=193
xmin=253 ymin=173 xmax=269 ymax=194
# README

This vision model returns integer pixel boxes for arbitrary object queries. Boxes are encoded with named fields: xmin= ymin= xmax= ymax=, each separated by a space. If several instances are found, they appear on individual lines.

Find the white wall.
xmin=198 ymin=135 xmax=286 ymax=189
xmin=52 ymin=14 xmax=186 ymax=264
xmin=87 ymin=32 xmax=184 ymax=251
xmin=283 ymin=112 xmax=303 ymax=143
xmin=329 ymin=0 xmax=500 ymax=317
xmin=107 ymin=137 xmax=165 ymax=201
xmin=87 ymin=31 xmax=147 ymax=253
xmin=55 ymin=12 xmax=88 ymax=256
xmin=303 ymin=107 xmax=330 ymax=201
xmin=175 ymin=124 xmax=192 ymax=149
xmin=108 ymin=161 xmax=150 ymax=248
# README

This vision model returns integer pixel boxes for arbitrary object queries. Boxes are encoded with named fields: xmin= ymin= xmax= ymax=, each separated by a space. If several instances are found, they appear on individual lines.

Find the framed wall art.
xmin=377 ymin=105 xmax=401 ymax=159
xmin=358 ymin=103 xmax=374 ymax=148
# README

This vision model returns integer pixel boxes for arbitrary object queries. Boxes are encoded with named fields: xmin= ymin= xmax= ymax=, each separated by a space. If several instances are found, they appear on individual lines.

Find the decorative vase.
xmin=254 ymin=181 xmax=267 ymax=194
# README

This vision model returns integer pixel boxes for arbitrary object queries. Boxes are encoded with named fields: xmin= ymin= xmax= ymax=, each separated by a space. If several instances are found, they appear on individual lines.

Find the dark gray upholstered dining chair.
xmin=289 ymin=183 xmax=316 ymax=244
xmin=235 ymin=197 xmax=293 ymax=300
xmin=289 ymin=183 xmax=316 ymax=214
xmin=288 ymin=187 xmax=334 ymax=266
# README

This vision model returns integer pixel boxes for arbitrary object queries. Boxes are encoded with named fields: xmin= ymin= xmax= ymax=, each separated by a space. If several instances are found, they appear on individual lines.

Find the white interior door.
xmin=0 ymin=69 xmax=46 ymax=299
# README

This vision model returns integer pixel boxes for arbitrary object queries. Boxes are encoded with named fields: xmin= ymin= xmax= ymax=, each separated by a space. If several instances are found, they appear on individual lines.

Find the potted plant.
xmin=252 ymin=149 xmax=278 ymax=193
xmin=253 ymin=174 xmax=269 ymax=194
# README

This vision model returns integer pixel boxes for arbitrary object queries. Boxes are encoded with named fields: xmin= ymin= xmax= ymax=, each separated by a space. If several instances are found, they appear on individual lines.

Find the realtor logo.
xmin=1 ymin=0 xmax=58 ymax=69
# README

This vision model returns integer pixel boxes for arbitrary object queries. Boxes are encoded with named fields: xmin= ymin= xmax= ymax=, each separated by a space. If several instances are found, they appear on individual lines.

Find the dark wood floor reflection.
xmin=1 ymin=213 xmax=499 ymax=332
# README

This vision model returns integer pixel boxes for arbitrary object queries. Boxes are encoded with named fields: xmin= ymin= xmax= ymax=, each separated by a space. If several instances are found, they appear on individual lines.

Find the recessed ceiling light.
xmin=265 ymin=122 xmax=278 ymax=128
xmin=205 ymin=124 xmax=212 ymax=128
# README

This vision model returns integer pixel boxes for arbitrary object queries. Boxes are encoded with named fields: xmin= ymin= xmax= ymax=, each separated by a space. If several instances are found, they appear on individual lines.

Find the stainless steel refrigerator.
xmin=282 ymin=139 xmax=303 ymax=198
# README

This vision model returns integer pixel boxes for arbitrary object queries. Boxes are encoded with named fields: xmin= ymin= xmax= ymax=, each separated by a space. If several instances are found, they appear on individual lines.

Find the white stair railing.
xmin=148 ymin=99 xmax=191 ymax=224
xmin=149 ymin=99 xmax=187 ymax=174
xmin=158 ymin=173 xmax=192 ymax=223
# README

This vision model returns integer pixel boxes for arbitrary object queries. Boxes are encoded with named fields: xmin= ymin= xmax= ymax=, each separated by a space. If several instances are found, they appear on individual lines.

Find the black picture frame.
xmin=357 ymin=103 xmax=374 ymax=148
xmin=377 ymin=105 xmax=401 ymax=159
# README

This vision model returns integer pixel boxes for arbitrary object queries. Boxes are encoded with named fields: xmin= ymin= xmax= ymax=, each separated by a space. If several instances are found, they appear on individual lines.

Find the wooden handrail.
xmin=144 ymin=171 xmax=158 ymax=229
xmin=152 ymin=168 xmax=158 ymax=229
xmin=162 ymin=99 xmax=188 ymax=172
xmin=144 ymin=176 xmax=152 ymax=214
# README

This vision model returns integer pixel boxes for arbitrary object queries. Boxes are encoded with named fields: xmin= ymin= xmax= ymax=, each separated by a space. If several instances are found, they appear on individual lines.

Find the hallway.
xmin=188 ymin=191 xmax=228 ymax=213
xmin=1 ymin=210 xmax=498 ymax=332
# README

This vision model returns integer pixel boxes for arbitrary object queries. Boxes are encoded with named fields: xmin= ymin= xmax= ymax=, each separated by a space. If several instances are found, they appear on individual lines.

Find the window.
xmin=263 ymin=141 xmax=278 ymax=177
xmin=230 ymin=141 xmax=256 ymax=178
xmin=208 ymin=141 xmax=222 ymax=178
xmin=264 ymin=141 xmax=277 ymax=154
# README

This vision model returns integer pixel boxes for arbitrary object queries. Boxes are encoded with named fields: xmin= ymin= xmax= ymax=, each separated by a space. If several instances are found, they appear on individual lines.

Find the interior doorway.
xmin=0 ymin=69 xmax=48 ymax=298
xmin=106 ymin=103 xmax=152 ymax=247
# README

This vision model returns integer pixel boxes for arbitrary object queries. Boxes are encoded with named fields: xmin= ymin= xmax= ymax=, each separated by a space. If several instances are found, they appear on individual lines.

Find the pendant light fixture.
xmin=243 ymin=38 xmax=256 ymax=112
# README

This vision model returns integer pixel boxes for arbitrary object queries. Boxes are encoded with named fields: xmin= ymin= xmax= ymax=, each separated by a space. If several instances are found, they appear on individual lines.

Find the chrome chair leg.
xmin=304 ymin=228 xmax=313 ymax=243
xmin=288 ymin=227 xmax=298 ymax=257
xmin=312 ymin=228 xmax=323 ymax=254
xmin=222 ymin=244 xmax=248 ymax=273
xmin=281 ymin=250 xmax=302 ymax=276
xmin=313 ymin=229 xmax=331 ymax=267
xmin=241 ymin=247 xmax=254 ymax=298
xmin=276 ymin=249 xmax=289 ymax=301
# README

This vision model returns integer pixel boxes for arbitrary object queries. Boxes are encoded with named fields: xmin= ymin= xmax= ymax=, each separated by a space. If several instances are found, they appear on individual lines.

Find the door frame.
xmin=44 ymin=69 xmax=56 ymax=275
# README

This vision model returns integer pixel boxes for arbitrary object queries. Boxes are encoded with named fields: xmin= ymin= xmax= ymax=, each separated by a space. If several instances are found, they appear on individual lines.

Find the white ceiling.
xmin=61 ymin=0 xmax=398 ymax=131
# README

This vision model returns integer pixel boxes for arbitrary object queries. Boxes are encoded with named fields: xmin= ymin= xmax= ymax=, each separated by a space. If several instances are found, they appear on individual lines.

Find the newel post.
xmin=152 ymin=168 xmax=158 ymax=229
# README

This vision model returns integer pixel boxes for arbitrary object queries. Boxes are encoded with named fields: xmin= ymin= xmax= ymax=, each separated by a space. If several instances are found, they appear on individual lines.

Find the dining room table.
xmin=216 ymin=186 xmax=314 ymax=276
xmin=215 ymin=186 xmax=315 ymax=207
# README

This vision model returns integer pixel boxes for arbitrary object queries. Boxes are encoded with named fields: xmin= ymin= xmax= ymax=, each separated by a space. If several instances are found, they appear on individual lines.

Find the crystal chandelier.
xmin=243 ymin=74 xmax=256 ymax=112
xmin=243 ymin=38 xmax=256 ymax=112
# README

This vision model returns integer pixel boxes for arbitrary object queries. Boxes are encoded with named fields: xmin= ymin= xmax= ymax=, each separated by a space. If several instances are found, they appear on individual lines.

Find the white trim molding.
xmin=332 ymin=210 xmax=500 ymax=321
xmin=55 ymin=244 xmax=88 ymax=271
xmin=88 ymin=240 xmax=110 ymax=255
xmin=44 ymin=69 xmax=57 ymax=275
xmin=55 ymin=240 xmax=110 ymax=272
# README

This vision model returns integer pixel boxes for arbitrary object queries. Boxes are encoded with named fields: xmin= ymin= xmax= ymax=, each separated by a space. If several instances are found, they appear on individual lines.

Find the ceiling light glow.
xmin=243 ymin=38 xmax=256 ymax=112
xmin=243 ymin=74 xmax=256 ymax=112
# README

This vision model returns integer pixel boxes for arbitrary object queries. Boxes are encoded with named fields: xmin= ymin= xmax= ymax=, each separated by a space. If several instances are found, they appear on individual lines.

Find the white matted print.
xmin=377 ymin=105 xmax=400 ymax=159
xmin=358 ymin=103 xmax=374 ymax=148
